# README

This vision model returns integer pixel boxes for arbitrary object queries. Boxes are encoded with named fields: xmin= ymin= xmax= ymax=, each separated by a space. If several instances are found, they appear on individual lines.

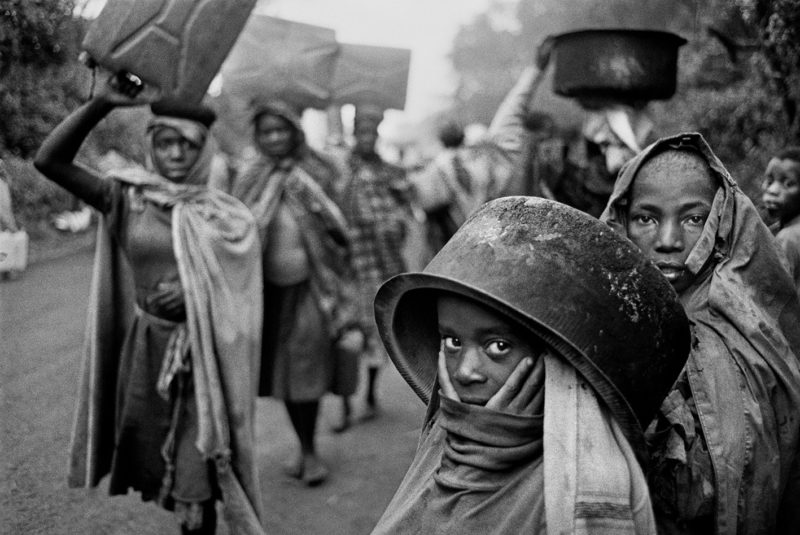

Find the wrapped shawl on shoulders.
xmin=601 ymin=132 xmax=800 ymax=534
xmin=233 ymin=153 xmax=358 ymax=337
xmin=68 ymin=167 xmax=266 ymax=534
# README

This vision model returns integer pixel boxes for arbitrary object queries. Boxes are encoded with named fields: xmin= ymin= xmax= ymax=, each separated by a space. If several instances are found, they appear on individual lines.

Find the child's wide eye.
xmin=486 ymin=340 xmax=512 ymax=357
xmin=685 ymin=214 xmax=707 ymax=227
xmin=441 ymin=336 xmax=461 ymax=351
xmin=631 ymin=214 xmax=656 ymax=226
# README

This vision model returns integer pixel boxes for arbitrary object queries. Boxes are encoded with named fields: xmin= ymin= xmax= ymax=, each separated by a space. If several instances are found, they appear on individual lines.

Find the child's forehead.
xmin=767 ymin=157 xmax=800 ymax=174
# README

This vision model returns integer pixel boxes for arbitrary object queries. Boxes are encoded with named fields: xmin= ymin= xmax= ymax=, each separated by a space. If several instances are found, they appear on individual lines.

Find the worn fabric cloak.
xmin=68 ymin=169 xmax=266 ymax=534
xmin=601 ymin=132 xmax=800 ymax=534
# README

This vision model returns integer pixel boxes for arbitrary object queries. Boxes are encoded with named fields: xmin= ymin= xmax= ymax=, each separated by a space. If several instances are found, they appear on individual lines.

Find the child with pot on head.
xmin=761 ymin=146 xmax=800 ymax=292
xmin=370 ymin=196 xmax=691 ymax=534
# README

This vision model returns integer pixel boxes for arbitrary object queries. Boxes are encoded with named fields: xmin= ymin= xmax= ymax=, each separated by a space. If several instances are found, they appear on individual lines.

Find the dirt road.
xmin=1 ymin=249 xmax=425 ymax=534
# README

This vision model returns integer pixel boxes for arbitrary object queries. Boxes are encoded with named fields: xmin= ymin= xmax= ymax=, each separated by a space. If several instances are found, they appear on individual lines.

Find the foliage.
xmin=0 ymin=1 xmax=86 ymax=157
xmin=0 ymin=0 xmax=77 ymax=69
xmin=3 ymin=155 xmax=75 ymax=228
xmin=0 ymin=1 xmax=149 ymax=229
xmin=740 ymin=0 xmax=800 ymax=140
xmin=449 ymin=9 xmax=522 ymax=125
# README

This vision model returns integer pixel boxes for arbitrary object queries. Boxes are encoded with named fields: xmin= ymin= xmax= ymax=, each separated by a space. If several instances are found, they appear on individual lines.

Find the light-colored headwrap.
xmin=145 ymin=116 xmax=227 ymax=187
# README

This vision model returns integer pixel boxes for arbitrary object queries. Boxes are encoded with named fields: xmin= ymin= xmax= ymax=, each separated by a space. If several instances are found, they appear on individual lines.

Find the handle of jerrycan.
xmin=79 ymin=51 xmax=162 ymax=105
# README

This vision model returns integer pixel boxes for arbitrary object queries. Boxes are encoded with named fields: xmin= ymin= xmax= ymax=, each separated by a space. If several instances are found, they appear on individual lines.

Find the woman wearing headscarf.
xmin=370 ymin=196 xmax=691 ymax=534
xmin=33 ymin=75 xmax=265 ymax=535
xmin=229 ymin=99 xmax=363 ymax=486
xmin=601 ymin=132 xmax=800 ymax=534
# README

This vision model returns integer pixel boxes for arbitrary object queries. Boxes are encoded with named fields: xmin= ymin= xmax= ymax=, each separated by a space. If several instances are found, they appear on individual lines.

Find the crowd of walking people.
xmin=23 ymin=26 xmax=800 ymax=535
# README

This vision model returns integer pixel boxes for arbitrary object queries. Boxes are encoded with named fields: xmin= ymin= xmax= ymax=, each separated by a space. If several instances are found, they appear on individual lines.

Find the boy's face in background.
xmin=437 ymin=294 xmax=539 ymax=406
xmin=762 ymin=157 xmax=800 ymax=224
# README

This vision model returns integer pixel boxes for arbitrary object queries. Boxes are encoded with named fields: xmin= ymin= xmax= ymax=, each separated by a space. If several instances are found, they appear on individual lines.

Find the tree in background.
xmin=745 ymin=0 xmax=800 ymax=141
xmin=0 ymin=1 xmax=150 ymax=227
xmin=0 ymin=0 xmax=86 ymax=157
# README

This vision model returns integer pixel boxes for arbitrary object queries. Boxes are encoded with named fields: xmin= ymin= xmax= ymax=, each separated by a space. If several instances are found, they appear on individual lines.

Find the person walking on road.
xmin=229 ymin=99 xmax=363 ymax=486
xmin=336 ymin=104 xmax=413 ymax=425
xmin=33 ymin=74 xmax=265 ymax=535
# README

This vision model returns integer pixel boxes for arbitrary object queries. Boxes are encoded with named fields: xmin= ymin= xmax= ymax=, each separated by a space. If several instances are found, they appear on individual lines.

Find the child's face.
xmin=626 ymin=151 xmax=717 ymax=294
xmin=437 ymin=294 xmax=538 ymax=406
xmin=762 ymin=157 xmax=800 ymax=223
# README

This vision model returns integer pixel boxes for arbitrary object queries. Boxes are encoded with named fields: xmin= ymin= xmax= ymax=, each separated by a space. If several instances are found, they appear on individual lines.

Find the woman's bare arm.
xmin=33 ymin=97 xmax=115 ymax=212
xmin=34 ymin=73 xmax=152 ymax=212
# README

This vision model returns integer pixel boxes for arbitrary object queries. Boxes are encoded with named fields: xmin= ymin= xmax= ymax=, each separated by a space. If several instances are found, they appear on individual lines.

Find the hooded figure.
xmin=601 ymin=132 xmax=800 ymax=534
xmin=371 ymin=196 xmax=690 ymax=534
xmin=229 ymin=98 xmax=362 ymax=485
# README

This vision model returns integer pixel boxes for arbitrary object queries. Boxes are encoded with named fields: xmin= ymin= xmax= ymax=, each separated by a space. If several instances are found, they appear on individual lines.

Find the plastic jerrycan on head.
xmin=332 ymin=43 xmax=412 ymax=111
xmin=81 ymin=0 xmax=257 ymax=104
xmin=219 ymin=15 xmax=340 ymax=112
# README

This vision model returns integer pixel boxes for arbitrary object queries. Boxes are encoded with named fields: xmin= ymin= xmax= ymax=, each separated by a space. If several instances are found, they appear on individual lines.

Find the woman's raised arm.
xmin=34 ymin=97 xmax=115 ymax=211
xmin=34 ymin=73 xmax=153 ymax=212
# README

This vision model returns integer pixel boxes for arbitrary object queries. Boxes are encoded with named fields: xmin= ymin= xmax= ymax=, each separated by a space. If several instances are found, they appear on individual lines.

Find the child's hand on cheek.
xmin=486 ymin=354 xmax=544 ymax=416
xmin=438 ymin=349 xmax=461 ymax=402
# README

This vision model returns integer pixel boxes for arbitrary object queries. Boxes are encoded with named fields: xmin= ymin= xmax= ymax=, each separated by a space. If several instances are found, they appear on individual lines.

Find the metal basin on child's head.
xmin=375 ymin=196 xmax=690 ymax=463
xmin=551 ymin=29 xmax=687 ymax=103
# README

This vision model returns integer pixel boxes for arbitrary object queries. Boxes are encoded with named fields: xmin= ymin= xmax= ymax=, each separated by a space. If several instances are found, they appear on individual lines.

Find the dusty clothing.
xmin=372 ymin=396 xmax=545 ymax=534
xmin=372 ymin=197 xmax=693 ymax=535
xmin=260 ymin=280 xmax=332 ymax=400
xmin=602 ymin=132 xmax=800 ymax=534
xmin=775 ymin=214 xmax=800 ymax=293
xmin=373 ymin=353 xmax=655 ymax=535
xmin=232 ymin=149 xmax=359 ymax=399
xmin=339 ymin=151 xmax=410 ymax=366
xmin=70 ymin=173 xmax=265 ymax=533
xmin=100 ymin=186 xmax=206 ymax=502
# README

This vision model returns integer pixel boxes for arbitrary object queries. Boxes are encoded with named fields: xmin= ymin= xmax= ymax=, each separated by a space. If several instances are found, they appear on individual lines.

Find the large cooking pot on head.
xmin=551 ymin=29 xmax=687 ymax=103
xmin=375 ymin=196 xmax=691 ymax=466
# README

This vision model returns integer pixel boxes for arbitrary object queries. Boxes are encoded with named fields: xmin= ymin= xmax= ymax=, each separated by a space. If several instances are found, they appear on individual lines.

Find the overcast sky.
xmin=254 ymin=0 xmax=494 ymax=119
xmin=78 ymin=0 xmax=497 ymax=120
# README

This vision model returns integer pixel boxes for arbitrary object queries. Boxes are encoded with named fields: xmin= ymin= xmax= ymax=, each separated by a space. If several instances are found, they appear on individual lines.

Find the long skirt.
xmin=107 ymin=309 xmax=214 ymax=506
xmin=259 ymin=280 xmax=333 ymax=401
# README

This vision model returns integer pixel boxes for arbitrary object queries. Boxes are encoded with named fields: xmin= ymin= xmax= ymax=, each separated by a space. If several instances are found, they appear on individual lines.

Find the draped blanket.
xmin=543 ymin=352 xmax=655 ymax=535
xmin=601 ymin=132 xmax=800 ymax=534
xmin=68 ymin=169 xmax=266 ymax=534
xmin=371 ymin=351 xmax=655 ymax=534
xmin=233 ymin=154 xmax=357 ymax=338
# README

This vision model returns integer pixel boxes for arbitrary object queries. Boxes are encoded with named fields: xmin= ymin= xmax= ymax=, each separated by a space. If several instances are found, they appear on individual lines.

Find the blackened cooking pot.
xmin=551 ymin=29 xmax=687 ymax=102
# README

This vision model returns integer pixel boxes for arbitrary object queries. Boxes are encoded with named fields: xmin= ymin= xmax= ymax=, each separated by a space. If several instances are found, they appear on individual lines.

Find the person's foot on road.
xmin=360 ymin=400 xmax=379 ymax=422
xmin=302 ymin=454 xmax=329 ymax=486
xmin=282 ymin=452 xmax=303 ymax=479
xmin=331 ymin=414 xmax=351 ymax=433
